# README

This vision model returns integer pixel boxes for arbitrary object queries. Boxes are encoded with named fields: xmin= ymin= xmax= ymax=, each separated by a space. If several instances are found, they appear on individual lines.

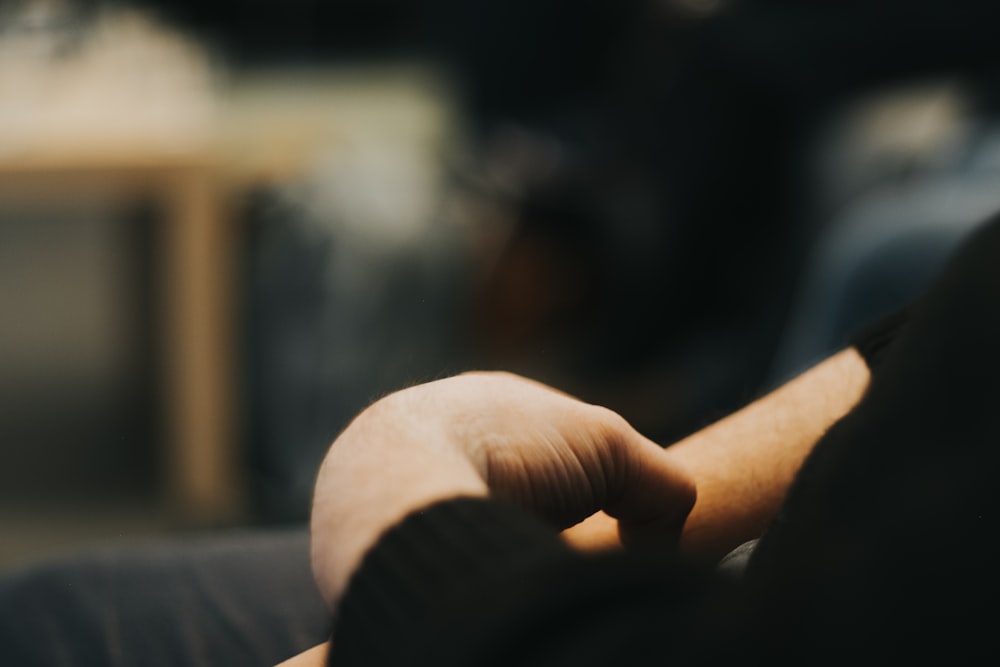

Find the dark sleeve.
xmin=328 ymin=498 xmax=736 ymax=667
xmin=848 ymin=307 xmax=909 ymax=372
xmin=745 ymin=215 xmax=1000 ymax=663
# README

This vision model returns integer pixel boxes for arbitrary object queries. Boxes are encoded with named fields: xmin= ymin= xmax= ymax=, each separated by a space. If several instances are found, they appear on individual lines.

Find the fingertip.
xmin=606 ymin=438 xmax=697 ymax=550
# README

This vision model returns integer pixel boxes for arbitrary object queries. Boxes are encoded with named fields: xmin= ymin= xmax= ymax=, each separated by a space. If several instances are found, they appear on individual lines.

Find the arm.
xmin=563 ymin=348 xmax=870 ymax=561
xmin=282 ymin=350 xmax=869 ymax=666
xmin=672 ymin=347 xmax=869 ymax=560
xmin=274 ymin=643 xmax=327 ymax=667
xmin=287 ymin=349 xmax=869 ymax=667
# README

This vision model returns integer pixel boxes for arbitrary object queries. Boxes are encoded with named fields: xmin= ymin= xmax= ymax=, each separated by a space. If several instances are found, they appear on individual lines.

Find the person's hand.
xmin=310 ymin=372 xmax=696 ymax=607
xmin=431 ymin=372 xmax=696 ymax=541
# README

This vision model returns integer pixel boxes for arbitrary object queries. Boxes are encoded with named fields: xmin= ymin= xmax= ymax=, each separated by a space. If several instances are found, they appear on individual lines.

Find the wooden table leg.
xmin=160 ymin=171 xmax=245 ymax=525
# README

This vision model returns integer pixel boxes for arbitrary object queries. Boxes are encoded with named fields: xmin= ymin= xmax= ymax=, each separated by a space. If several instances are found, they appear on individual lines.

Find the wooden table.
xmin=0 ymin=65 xmax=452 ymax=526
xmin=0 ymin=154 xmax=246 ymax=525
xmin=0 ymin=99 xmax=341 ymax=525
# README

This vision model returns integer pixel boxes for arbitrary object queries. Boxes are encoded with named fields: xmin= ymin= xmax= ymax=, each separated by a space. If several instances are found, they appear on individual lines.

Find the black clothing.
xmin=330 ymin=214 xmax=1000 ymax=665
xmin=846 ymin=306 xmax=909 ymax=371
xmin=331 ymin=499 xmax=736 ymax=666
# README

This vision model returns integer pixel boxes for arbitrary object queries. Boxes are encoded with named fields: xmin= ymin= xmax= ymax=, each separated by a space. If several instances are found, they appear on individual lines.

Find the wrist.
xmin=310 ymin=392 xmax=487 ymax=607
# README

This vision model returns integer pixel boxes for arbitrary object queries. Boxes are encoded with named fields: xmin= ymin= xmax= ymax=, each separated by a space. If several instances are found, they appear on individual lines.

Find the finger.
xmin=604 ymin=434 xmax=697 ymax=550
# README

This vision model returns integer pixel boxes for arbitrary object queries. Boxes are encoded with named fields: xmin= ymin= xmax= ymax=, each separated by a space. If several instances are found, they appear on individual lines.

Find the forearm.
xmin=299 ymin=353 xmax=868 ymax=665
xmin=670 ymin=347 xmax=870 ymax=560
xmin=274 ymin=642 xmax=327 ymax=667
xmin=561 ymin=348 xmax=870 ymax=560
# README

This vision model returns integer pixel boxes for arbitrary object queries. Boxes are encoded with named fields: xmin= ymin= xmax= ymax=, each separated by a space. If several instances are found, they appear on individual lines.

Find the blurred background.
xmin=4 ymin=0 xmax=1000 ymax=571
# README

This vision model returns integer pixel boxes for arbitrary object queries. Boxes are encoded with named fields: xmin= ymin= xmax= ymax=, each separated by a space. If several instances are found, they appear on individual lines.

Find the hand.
xmin=310 ymin=371 xmax=696 ymax=607
xmin=430 ymin=372 xmax=697 ymax=541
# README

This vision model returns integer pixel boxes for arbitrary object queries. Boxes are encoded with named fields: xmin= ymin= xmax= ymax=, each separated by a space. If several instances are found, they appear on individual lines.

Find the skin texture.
xmin=281 ymin=348 xmax=870 ymax=666
xmin=561 ymin=348 xmax=871 ymax=560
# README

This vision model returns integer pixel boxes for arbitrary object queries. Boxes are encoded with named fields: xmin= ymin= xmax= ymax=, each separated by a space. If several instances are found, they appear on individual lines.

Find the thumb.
xmin=604 ymin=434 xmax=697 ymax=550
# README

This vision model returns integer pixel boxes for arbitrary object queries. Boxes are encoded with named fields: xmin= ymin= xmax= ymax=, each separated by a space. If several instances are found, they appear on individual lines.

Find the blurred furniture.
xmin=768 ymin=82 xmax=1000 ymax=385
xmin=0 ymin=154 xmax=246 ymax=525
xmin=0 ymin=69 xmax=355 ymax=525
xmin=0 ymin=527 xmax=325 ymax=665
